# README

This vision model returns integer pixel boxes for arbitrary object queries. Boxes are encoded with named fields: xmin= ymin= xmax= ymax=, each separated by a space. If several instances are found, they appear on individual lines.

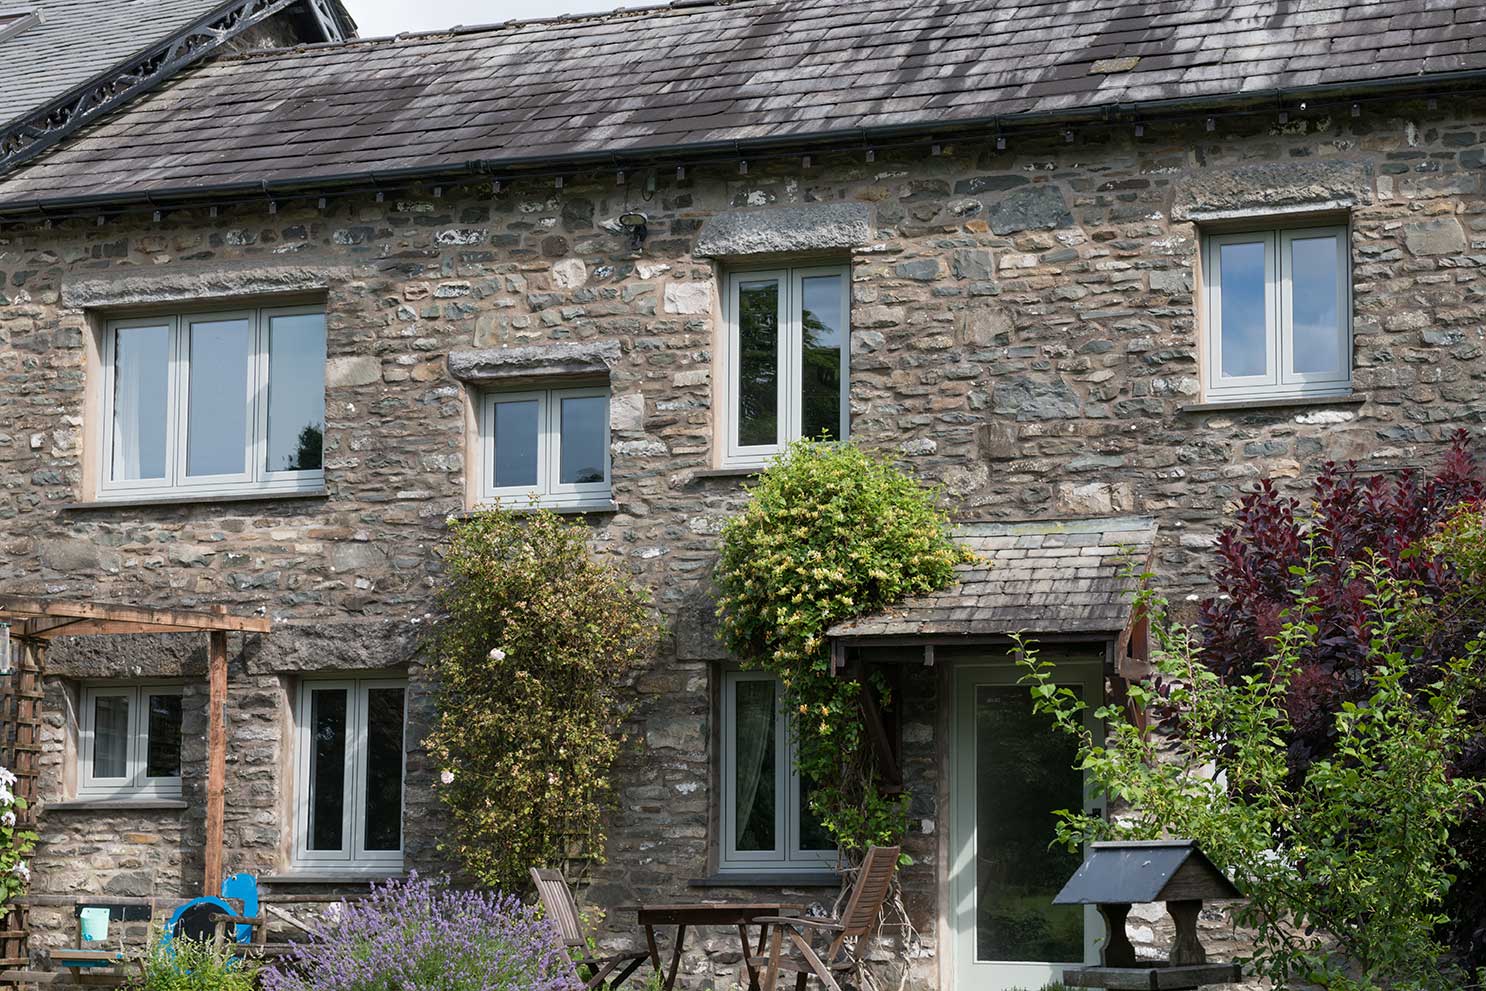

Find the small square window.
xmin=478 ymin=386 xmax=611 ymax=509
xmin=78 ymin=685 xmax=184 ymax=799
xmin=719 ymin=670 xmax=836 ymax=872
xmin=721 ymin=266 xmax=850 ymax=467
xmin=1201 ymin=225 xmax=1351 ymax=402
xmin=293 ymin=678 xmax=407 ymax=869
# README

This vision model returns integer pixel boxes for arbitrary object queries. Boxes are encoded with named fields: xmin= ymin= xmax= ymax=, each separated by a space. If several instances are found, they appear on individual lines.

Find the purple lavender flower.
xmin=262 ymin=873 xmax=580 ymax=991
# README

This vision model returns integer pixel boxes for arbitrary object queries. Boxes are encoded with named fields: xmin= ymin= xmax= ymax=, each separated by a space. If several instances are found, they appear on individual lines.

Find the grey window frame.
xmin=98 ymin=304 xmax=326 ymax=501
xmin=476 ymin=385 xmax=611 ymax=509
xmin=292 ymin=677 xmax=408 ymax=871
xmin=1201 ymin=223 xmax=1351 ymax=402
xmin=718 ymin=669 xmax=836 ymax=873
xmin=77 ymin=683 xmax=184 ymax=800
xmin=721 ymin=265 xmax=851 ymax=468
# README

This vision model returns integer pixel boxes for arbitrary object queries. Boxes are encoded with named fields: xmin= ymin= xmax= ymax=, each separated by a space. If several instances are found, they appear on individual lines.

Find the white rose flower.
xmin=439 ymin=770 xmax=455 ymax=786
xmin=11 ymin=862 xmax=28 ymax=882
xmin=1 ymin=812 xmax=14 ymax=828
xmin=488 ymin=647 xmax=507 ymax=661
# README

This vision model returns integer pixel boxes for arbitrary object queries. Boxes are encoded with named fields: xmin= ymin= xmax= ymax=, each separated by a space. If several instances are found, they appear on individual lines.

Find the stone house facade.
xmin=1 ymin=1 xmax=1485 ymax=988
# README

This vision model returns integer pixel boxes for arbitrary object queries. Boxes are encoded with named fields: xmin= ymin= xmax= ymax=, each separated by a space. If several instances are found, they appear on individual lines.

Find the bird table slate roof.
xmin=1 ymin=0 xmax=1485 ymax=210
xmin=827 ymin=516 xmax=1157 ymax=640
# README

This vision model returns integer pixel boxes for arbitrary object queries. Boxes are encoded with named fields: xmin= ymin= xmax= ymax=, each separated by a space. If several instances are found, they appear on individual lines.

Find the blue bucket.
xmin=79 ymin=907 xmax=110 ymax=943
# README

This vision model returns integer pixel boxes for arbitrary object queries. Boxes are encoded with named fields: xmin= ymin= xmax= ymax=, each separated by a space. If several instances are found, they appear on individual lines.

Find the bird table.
xmin=636 ymin=902 xmax=801 ymax=991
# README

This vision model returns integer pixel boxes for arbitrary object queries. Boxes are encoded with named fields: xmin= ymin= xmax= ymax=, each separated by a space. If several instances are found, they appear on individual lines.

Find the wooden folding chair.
xmin=745 ymin=846 xmax=901 ymax=991
xmin=530 ymin=868 xmax=652 ymax=991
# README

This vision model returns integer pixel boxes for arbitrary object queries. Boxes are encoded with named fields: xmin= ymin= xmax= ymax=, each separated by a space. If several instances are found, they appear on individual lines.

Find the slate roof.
xmin=1 ymin=0 xmax=1485 ymax=212
xmin=827 ymin=516 xmax=1157 ymax=640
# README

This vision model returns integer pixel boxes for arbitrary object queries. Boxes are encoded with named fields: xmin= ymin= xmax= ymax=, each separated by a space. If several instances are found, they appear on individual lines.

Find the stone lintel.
xmin=62 ymin=266 xmax=346 ymax=309
xmin=1172 ymin=161 xmax=1373 ymax=222
xmin=447 ymin=341 xmax=621 ymax=385
xmin=692 ymin=203 xmax=872 ymax=259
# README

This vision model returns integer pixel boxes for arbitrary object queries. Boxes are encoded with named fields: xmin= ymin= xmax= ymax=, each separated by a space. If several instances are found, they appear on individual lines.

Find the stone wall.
xmin=2 ymin=90 xmax=1485 ymax=985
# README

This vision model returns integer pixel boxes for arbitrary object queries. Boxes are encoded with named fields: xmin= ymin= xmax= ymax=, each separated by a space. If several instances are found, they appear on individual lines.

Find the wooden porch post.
xmin=204 ymin=630 xmax=228 ymax=896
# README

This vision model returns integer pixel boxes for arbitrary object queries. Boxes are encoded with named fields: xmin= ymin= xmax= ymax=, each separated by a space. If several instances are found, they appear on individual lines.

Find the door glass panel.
xmin=800 ymin=274 xmax=844 ymax=441
xmin=266 ymin=312 xmax=326 ymax=471
xmin=92 ymin=695 xmax=130 ymax=780
xmin=144 ymin=693 xmax=183 ymax=779
xmin=558 ymin=395 xmax=606 ymax=485
xmin=733 ymin=679 xmax=777 ymax=852
xmin=975 ymin=685 xmax=1084 ymax=963
xmin=308 ymin=688 xmax=348 ymax=852
xmin=362 ymin=687 xmax=405 ymax=852
xmin=186 ymin=317 xmax=251 ymax=477
xmin=1289 ymin=235 xmax=1342 ymax=375
xmin=492 ymin=399 xmax=540 ymax=487
xmin=1218 ymin=241 xmax=1268 ymax=379
xmin=737 ymin=280 xmax=780 ymax=447
xmin=797 ymin=772 xmax=834 ymax=852
xmin=110 ymin=325 xmax=170 ymax=481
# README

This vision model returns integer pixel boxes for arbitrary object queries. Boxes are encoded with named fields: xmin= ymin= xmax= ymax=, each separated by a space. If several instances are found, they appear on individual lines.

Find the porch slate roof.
xmin=827 ymin=515 xmax=1157 ymax=640
xmin=0 ymin=0 xmax=1484 ymax=211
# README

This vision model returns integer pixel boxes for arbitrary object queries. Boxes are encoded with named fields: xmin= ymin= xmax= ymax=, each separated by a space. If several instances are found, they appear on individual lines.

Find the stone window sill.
xmin=261 ymin=871 xmax=408 ymax=885
xmin=1178 ymin=393 xmax=1365 ymax=415
xmin=62 ymin=489 xmax=329 ymax=512
xmin=688 ymin=871 xmax=841 ymax=889
xmin=46 ymin=799 xmax=189 ymax=812
xmin=692 ymin=467 xmax=763 ymax=480
xmin=453 ymin=499 xmax=619 ymax=519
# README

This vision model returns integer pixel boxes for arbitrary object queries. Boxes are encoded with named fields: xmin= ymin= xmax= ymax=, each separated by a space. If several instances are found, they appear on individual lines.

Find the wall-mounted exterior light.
xmin=619 ymin=211 xmax=648 ymax=250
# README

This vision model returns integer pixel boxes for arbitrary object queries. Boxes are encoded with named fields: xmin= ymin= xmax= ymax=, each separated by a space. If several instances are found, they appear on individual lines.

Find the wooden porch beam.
xmin=204 ymin=630 xmax=228 ymax=897
xmin=0 ymin=596 xmax=271 ymax=635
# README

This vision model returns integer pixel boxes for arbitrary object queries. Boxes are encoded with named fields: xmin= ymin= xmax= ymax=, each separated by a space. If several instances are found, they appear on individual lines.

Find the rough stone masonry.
xmin=1 ymin=92 xmax=1484 ymax=988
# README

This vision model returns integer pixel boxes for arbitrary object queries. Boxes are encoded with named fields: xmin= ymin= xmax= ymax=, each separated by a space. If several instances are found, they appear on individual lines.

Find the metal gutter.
xmin=3 ymin=67 xmax=1486 ymax=220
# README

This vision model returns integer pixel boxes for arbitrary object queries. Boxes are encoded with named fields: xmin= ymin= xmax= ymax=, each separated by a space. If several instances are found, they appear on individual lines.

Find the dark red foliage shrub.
xmin=1197 ymin=429 xmax=1486 ymax=968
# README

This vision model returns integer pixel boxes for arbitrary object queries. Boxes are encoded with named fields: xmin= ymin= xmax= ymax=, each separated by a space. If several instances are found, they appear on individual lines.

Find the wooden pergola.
xmin=0 ymin=596 xmax=273 ymax=904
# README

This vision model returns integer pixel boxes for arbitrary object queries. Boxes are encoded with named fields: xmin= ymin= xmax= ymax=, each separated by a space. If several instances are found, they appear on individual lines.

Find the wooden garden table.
xmin=635 ymin=902 xmax=801 ymax=991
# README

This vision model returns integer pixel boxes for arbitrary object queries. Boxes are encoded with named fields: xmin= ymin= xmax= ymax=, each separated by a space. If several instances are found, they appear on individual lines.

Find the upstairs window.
xmin=719 ymin=670 xmax=836 ymax=872
xmin=1201 ymin=225 xmax=1350 ymax=402
xmin=100 ymin=305 xmax=325 ymax=500
xmin=477 ymin=386 xmax=611 ymax=510
xmin=79 ymin=684 xmax=183 ymax=800
xmin=722 ymin=266 xmax=849 ymax=466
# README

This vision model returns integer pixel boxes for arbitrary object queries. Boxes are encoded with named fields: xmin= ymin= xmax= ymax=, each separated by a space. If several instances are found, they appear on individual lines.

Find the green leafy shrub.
xmin=125 ymin=934 xmax=257 ymax=991
xmin=0 ymin=765 xmax=36 ymax=908
xmin=716 ymin=440 xmax=969 ymax=853
xmin=426 ymin=509 xmax=658 ymax=888
xmin=1016 ymin=553 xmax=1485 ymax=990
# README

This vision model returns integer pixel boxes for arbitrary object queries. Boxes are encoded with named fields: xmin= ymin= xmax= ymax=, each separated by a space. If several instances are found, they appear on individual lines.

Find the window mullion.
xmin=128 ymin=687 xmax=143 ymax=791
xmin=250 ymin=309 xmax=266 ymax=484
xmin=1272 ymin=230 xmax=1286 ymax=384
xmin=544 ymin=391 xmax=559 ymax=496
xmin=783 ymin=270 xmax=799 ymax=446
xmin=347 ymin=681 xmax=364 ymax=863
xmin=170 ymin=316 xmax=187 ymax=488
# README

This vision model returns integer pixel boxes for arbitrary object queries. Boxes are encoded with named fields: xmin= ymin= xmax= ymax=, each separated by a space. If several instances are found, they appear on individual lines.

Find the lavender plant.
xmin=262 ymin=874 xmax=580 ymax=991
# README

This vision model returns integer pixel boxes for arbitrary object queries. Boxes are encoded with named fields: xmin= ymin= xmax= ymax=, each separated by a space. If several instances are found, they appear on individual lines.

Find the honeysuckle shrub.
xmin=126 ymin=933 xmax=257 ymax=991
xmin=0 ymin=764 xmax=35 ymax=908
xmin=426 ymin=509 xmax=657 ymax=889
xmin=263 ymin=874 xmax=578 ymax=991
xmin=1017 ymin=554 xmax=1486 ymax=991
xmin=716 ymin=440 xmax=970 ymax=855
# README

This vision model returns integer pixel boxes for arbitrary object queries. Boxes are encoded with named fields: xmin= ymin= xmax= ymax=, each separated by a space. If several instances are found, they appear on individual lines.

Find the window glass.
xmin=185 ymin=317 xmax=252 ymax=477
xmin=798 ymin=773 xmax=834 ymax=852
xmin=493 ymin=400 xmax=540 ymax=488
xmin=308 ymin=687 xmax=348 ymax=853
xmin=799 ymin=274 xmax=844 ymax=441
xmin=91 ymin=694 xmax=130 ymax=780
xmin=1289 ymin=234 xmax=1342 ymax=375
xmin=110 ymin=325 xmax=170 ymax=482
xmin=1218 ymin=241 xmax=1268 ymax=379
xmin=362 ymin=687 xmax=405 ymax=853
xmin=144 ymin=692 xmax=183 ymax=779
xmin=558 ymin=395 xmax=607 ymax=485
xmin=266 ymin=312 xmax=327 ymax=472
xmin=736 ymin=279 xmax=780 ymax=448
xmin=733 ymin=679 xmax=777 ymax=852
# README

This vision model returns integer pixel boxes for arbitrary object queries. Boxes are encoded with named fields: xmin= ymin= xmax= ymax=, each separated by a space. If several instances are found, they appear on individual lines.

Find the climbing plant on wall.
xmin=427 ymin=510 xmax=658 ymax=890
xmin=715 ymin=440 xmax=970 ymax=856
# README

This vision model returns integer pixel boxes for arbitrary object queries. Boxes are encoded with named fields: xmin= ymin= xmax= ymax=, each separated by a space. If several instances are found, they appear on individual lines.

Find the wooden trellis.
xmin=0 ymin=637 xmax=41 ymax=971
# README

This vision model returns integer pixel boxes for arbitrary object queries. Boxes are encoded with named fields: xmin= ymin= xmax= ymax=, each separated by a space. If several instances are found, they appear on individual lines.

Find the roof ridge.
xmin=223 ymin=0 xmax=779 ymax=61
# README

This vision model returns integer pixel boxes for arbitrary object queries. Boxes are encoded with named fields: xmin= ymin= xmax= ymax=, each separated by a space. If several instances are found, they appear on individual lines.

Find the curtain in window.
xmin=733 ymin=680 xmax=776 ymax=850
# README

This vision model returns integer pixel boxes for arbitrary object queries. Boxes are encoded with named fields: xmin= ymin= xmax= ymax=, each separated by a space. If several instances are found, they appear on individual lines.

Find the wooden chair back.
xmin=530 ymin=868 xmax=587 ymax=948
xmin=838 ymin=846 xmax=900 ymax=938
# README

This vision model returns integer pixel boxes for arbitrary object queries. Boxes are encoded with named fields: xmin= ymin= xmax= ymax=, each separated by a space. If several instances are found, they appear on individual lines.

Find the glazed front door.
xmin=950 ymin=659 xmax=1103 ymax=990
